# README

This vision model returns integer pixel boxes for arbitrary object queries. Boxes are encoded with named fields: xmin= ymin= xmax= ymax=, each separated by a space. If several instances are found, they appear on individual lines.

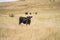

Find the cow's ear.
xmin=31 ymin=16 xmax=32 ymax=18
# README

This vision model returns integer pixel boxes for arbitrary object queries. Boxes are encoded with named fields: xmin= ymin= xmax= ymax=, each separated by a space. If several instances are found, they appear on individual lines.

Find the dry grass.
xmin=0 ymin=1 xmax=60 ymax=40
xmin=0 ymin=13 xmax=60 ymax=40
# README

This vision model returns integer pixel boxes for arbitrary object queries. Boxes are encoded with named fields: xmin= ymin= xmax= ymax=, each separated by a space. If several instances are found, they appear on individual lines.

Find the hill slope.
xmin=0 ymin=0 xmax=60 ymax=14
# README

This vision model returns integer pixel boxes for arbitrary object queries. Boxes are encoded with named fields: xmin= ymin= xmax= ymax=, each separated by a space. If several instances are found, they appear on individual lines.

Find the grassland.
xmin=0 ymin=1 xmax=60 ymax=40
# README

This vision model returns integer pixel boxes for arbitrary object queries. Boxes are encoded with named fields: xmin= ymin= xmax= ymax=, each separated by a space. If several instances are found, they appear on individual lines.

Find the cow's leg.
xmin=28 ymin=22 xmax=30 ymax=25
xmin=26 ymin=20 xmax=31 ymax=25
xmin=19 ymin=19 xmax=22 ymax=24
xmin=28 ymin=20 xmax=31 ymax=25
xmin=26 ymin=20 xmax=28 ymax=25
xmin=19 ymin=21 xmax=21 ymax=24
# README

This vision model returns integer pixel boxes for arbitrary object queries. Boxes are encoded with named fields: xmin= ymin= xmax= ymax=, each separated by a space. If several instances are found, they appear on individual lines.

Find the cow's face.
xmin=27 ymin=16 xmax=32 ymax=19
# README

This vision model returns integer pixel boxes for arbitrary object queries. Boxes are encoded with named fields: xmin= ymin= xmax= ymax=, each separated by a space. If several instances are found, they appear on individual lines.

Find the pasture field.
xmin=0 ymin=1 xmax=60 ymax=40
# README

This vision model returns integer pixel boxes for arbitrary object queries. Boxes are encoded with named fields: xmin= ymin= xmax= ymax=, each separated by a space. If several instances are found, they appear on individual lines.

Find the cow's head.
xmin=27 ymin=16 xmax=32 ymax=19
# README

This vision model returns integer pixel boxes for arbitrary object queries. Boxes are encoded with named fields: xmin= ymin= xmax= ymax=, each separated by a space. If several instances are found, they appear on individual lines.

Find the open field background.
xmin=0 ymin=0 xmax=60 ymax=40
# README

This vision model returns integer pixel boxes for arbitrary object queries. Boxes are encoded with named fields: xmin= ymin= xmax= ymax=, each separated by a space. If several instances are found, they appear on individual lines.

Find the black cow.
xmin=19 ymin=16 xmax=32 ymax=25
